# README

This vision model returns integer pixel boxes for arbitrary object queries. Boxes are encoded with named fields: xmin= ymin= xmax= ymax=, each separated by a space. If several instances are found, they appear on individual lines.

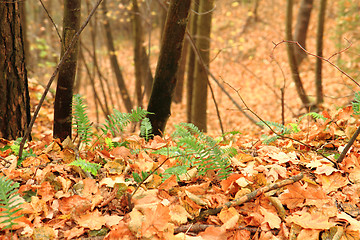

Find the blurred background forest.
xmin=21 ymin=0 xmax=360 ymax=136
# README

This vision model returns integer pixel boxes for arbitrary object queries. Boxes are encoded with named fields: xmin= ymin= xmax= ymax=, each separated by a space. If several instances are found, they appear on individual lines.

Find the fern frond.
xmin=353 ymin=92 xmax=360 ymax=115
xmin=140 ymin=117 xmax=153 ymax=141
xmin=73 ymin=94 xmax=92 ymax=145
xmin=0 ymin=176 xmax=23 ymax=230
xmin=298 ymin=112 xmax=327 ymax=122
xmin=157 ymin=123 xmax=234 ymax=180
xmin=101 ymin=107 xmax=150 ymax=136
xmin=69 ymin=158 xmax=101 ymax=176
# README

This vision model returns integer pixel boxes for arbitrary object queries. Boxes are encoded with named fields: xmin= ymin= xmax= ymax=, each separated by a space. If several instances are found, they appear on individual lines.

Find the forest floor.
xmin=1 ymin=0 xmax=360 ymax=239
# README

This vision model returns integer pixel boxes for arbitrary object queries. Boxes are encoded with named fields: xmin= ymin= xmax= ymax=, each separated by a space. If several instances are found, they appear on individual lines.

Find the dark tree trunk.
xmin=132 ymin=0 xmax=144 ymax=107
xmin=315 ymin=0 xmax=327 ymax=105
xmin=0 ymin=2 xmax=31 ymax=140
xmin=173 ymin=39 xmax=188 ymax=103
xmin=141 ymin=46 xmax=153 ymax=100
xmin=102 ymin=0 xmax=133 ymax=113
xmin=286 ymin=0 xmax=311 ymax=108
xmin=191 ymin=0 xmax=214 ymax=132
xmin=186 ymin=0 xmax=200 ymax=123
xmin=294 ymin=0 xmax=313 ymax=65
xmin=146 ymin=0 xmax=191 ymax=136
xmin=53 ymin=0 xmax=81 ymax=141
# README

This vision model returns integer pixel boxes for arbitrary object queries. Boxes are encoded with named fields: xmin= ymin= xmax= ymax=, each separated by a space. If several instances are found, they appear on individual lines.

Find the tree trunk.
xmin=186 ymin=0 xmax=200 ymax=123
xmin=0 ymin=2 xmax=31 ymax=140
xmin=294 ymin=0 xmax=313 ymax=65
xmin=146 ymin=0 xmax=191 ymax=136
xmin=102 ymin=0 xmax=133 ymax=113
xmin=132 ymin=0 xmax=144 ymax=108
xmin=286 ymin=0 xmax=311 ymax=108
xmin=191 ymin=0 xmax=214 ymax=132
xmin=141 ymin=46 xmax=154 ymax=101
xmin=315 ymin=0 xmax=326 ymax=105
xmin=53 ymin=0 xmax=81 ymax=141
xmin=173 ymin=39 xmax=188 ymax=103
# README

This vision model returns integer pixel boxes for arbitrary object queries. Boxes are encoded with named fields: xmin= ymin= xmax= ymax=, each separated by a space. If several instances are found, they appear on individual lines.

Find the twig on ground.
xmin=194 ymin=172 xmax=304 ymax=221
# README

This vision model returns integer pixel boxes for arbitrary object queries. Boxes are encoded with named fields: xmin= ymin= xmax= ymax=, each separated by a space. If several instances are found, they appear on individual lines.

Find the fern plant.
xmin=352 ymin=91 xmax=360 ymax=115
xmin=154 ymin=123 xmax=237 ymax=180
xmin=69 ymin=158 xmax=101 ymax=176
xmin=101 ymin=107 xmax=151 ymax=136
xmin=73 ymin=94 xmax=92 ymax=145
xmin=258 ymin=112 xmax=328 ymax=144
xmin=140 ymin=117 xmax=153 ymax=141
xmin=0 ymin=176 xmax=23 ymax=230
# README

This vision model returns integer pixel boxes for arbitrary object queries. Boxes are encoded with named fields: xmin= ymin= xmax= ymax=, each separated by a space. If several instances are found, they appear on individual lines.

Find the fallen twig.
xmin=194 ymin=172 xmax=304 ymax=221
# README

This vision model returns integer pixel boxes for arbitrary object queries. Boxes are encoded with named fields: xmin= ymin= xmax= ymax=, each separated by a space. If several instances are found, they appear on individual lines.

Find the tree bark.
xmin=173 ymin=40 xmax=188 ymax=103
xmin=191 ymin=0 xmax=214 ymax=132
xmin=186 ymin=0 xmax=200 ymax=123
xmin=315 ymin=0 xmax=327 ymax=105
xmin=146 ymin=0 xmax=191 ymax=136
xmin=132 ymin=0 xmax=144 ymax=108
xmin=53 ymin=0 xmax=81 ymax=141
xmin=102 ymin=0 xmax=133 ymax=113
xmin=0 ymin=2 xmax=31 ymax=140
xmin=294 ymin=0 xmax=313 ymax=65
xmin=286 ymin=0 xmax=311 ymax=108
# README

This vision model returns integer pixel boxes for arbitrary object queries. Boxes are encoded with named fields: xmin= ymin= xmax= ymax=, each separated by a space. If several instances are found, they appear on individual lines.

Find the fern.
xmin=257 ymin=121 xmax=293 ymax=144
xmin=154 ymin=123 xmax=235 ymax=180
xmin=140 ymin=117 xmax=153 ymax=141
xmin=0 ymin=176 xmax=23 ymax=230
xmin=298 ymin=112 xmax=327 ymax=122
xmin=101 ymin=107 xmax=150 ymax=136
xmin=69 ymin=158 xmax=101 ymax=176
xmin=352 ymin=92 xmax=360 ymax=115
xmin=73 ymin=94 xmax=92 ymax=145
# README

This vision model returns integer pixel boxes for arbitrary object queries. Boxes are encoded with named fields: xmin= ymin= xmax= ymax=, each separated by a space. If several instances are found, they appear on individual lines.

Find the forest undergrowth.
xmin=1 ymin=0 xmax=360 ymax=239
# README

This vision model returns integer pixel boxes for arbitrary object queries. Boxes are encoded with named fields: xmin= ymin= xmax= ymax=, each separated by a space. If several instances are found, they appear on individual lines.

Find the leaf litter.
xmin=0 ymin=81 xmax=360 ymax=239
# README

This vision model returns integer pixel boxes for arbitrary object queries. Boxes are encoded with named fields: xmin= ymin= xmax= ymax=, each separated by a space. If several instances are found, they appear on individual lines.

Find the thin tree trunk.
xmin=186 ymin=0 xmax=200 ymax=123
xmin=141 ymin=46 xmax=153 ymax=100
xmin=101 ymin=0 xmax=133 ymax=112
xmin=146 ymin=0 xmax=191 ymax=136
xmin=132 ymin=0 xmax=144 ymax=108
xmin=191 ymin=0 xmax=214 ymax=132
xmin=315 ymin=0 xmax=327 ymax=105
xmin=0 ymin=2 xmax=31 ymax=140
xmin=294 ymin=0 xmax=313 ymax=65
xmin=286 ymin=0 xmax=311 ymax=108
xmin=53 ymin=0 xmax=81 ymax=141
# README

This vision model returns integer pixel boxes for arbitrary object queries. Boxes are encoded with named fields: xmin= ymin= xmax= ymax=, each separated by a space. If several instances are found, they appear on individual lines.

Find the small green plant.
xmin=154 ymin=123 xmax=237 ymax=180
xmin=72 ymin=94 xmax=152 ymax=147
xmin=0 ymin=176 xmax=23 ymax=230
xmin=140 ymin=117 xmax=153 ymax=141
xmin=132 ymin=171 xmax=150 ymax=184
xmin=73 ymin=94 xmax=92 ymax=145
xmin=258 ymin=112 xmax=328 ymax=144
xmin=101 ymin=107 xmax=151 ymax=136
xmin=0 ymin=138 xmax=36 ymax=164
xmin=352 ymin=92 xmax=360 ymax=115
xmin=69 ymin=158 xmax=101 ymax=176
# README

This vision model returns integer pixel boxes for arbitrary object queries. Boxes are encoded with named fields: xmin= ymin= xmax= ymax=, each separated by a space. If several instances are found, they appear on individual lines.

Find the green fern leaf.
xmin=101 ymin=107 xmax=150 ymax=136
xmin=140 ymin=117 xmax=153 ymax=141
xmin=0 ymin=176 xmax=23 ymax=230
xmin=73 ymin=94 xmax=92 ymax=145
xmin=69 ymin=158 xmax=101 ymax=176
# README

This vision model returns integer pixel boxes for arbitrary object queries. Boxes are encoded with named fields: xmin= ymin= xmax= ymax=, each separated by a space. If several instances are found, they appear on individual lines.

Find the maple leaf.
xmin=286 ymin=211 xmax=335 ymax=229
xmin=259 ymin=206 xmax=281 ymax=229
xmin=75 ymin=209 xmax=106 ymax=230
xmin=141 ymin=203 xmax=171 ymax=237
